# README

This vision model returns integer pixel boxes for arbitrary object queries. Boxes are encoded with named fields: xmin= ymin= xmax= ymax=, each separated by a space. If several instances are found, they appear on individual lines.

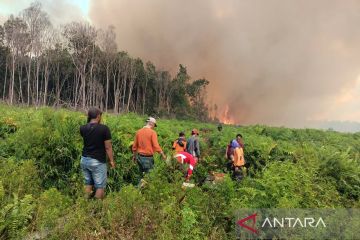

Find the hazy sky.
xmin=0 ymin=0 xmax=89 ymax=24
xmin=1 ymin=0 xmax=360 ymax=127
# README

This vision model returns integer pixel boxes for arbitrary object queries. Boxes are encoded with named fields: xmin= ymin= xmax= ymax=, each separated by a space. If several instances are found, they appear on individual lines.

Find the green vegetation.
xmin=0 ymin=104 xmax=359 ymax=239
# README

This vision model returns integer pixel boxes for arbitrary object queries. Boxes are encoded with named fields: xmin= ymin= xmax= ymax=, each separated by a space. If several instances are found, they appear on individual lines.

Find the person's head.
xmin=191 ymin=128 xmax=199 ymax=136
xmin=236 ymin=133 xmax=244 ymax=146
xmin=179 ymin=131 xmax=185 ymax=137
xmin=236 ymin=133 xmax=243 ymax=141
xmin=146 ymin=117 xmax=157 ymax=129
xmin=87 ymin=107 xmax=102 ymax=123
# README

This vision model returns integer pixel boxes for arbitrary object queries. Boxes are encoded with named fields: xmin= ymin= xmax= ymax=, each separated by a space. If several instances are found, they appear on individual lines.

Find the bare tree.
xmin=41 ymin=26 xmax=57 ymax=105
xmin=0 ymin=1 xmax=210 ymax=120
xmin=3 ymin=15 xmax=29 ymax=105
xmin=126 ymin=58 xmax=139 ymax=112
xmin=63 ymin=21 xmax=97 ymax=109
xmin=113 ymin=52 xmax=129 ymax=113
xmin=22 ymin=1 xmax=51 ymax=106
xmin=143 ymin=62 xmax=155 ymax=114
xmin=98 ymin=25 xmax=117 ymax=111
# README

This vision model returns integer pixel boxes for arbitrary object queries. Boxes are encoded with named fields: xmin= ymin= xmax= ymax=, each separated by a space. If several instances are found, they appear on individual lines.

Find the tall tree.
xmin=170 ymin=64 xmax=191 ymax=117
xmin=143 ymin=61 xmax=156 ymax=114
xmin=3 ymin=15 xmax=29 ymax=104
xmin=63 ymin=21 xmax=97 ymax=109
xmin=98 ymin=25 xmax=117 ymax=111
xmin=0 ymin=1 xmax=210 ymax=121
xmin=22 ymin=1 xmax=51 ymax=106
xmin=187 ymin=78 xmax=210 ymax=121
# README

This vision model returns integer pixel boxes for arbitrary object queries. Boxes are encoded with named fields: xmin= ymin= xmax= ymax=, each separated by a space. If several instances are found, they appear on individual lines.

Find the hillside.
xmin=0 ymin=105 xmax=359 ymax=239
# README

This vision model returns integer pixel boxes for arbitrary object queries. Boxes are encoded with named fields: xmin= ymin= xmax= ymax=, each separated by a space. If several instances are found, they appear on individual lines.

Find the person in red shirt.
xmin=174 ymin=151 xmax=197 ymax=182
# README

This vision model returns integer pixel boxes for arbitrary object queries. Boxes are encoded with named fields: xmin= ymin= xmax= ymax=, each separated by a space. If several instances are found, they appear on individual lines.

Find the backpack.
xmin=177 ymin=138 xmax=185 ymax=147
xmin=226 ymin=140 xmax=235 ymax=159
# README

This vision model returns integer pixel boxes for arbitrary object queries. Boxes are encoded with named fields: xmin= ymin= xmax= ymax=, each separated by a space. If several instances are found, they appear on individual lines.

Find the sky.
xmin=0 ymin=0 xmax=89 ymax=24
xmin=1 ymin=0 xmax=359 ymax=129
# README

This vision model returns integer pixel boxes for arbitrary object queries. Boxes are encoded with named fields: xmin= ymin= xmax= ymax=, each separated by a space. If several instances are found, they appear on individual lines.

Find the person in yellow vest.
xmin=172 ymin=131 xmax=187 ymax=153
xmin=231 ymin=134 xmax=246 ymax=181
xmin=233 ymin=144 xmax=245 ymax=169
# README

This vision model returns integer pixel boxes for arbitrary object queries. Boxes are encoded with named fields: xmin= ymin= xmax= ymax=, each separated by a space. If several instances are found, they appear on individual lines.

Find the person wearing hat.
xmin=186 ymin=129 xmax=200 ymax=159
xmin=132 ymin=117 xmax=166 ymax=175
xmin=80 ymin=107 xmax=115 ymax=199
xmin=174 ymin=151 xmax=197 ymax=182
xmin=172 ymin=131 xmax=187 ymax=153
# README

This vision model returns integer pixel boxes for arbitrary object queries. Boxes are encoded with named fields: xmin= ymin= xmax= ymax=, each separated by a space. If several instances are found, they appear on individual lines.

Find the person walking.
xmin=80 ymin=107 xmax=115 ymax=199
xmin=172 ymin=131 xmax=187 ymax=153
xmin=232 ymin=134 xmax=246 ymax=181
xmin=186 ymin=129 xmax=200 ymax=159
xmin=132 ymin=117 xmax=166 ymax=176
xmin=174 ymin=151 xmax=197 ymax=182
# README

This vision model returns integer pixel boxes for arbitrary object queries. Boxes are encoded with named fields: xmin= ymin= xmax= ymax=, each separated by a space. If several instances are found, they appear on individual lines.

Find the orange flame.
xmin=219 ymin=105 xmax=235 ymax=125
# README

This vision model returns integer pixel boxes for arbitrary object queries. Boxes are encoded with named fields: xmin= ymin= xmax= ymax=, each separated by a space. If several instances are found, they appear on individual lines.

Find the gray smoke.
xmin=9 ymin=0 xmax=360 ymax=127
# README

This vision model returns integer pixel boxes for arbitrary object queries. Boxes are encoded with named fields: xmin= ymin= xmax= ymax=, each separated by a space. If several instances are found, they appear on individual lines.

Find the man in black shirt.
xmin=80 ymin=107 xmax=115 ymax=199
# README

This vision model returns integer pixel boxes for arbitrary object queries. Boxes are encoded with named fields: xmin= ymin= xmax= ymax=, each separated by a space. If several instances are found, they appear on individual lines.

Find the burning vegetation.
xmin=219 ymin=105 xmax=235 ymax=125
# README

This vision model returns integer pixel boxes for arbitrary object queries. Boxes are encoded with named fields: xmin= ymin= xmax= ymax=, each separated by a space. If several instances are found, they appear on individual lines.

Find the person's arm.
xmin=152 ymin=132 xmax=166 ymax=160
xmin=225 ymin=145 xmax=229 ymax=158
xmin=195 ymin=138 xmax=200 ymax=157
xmin=185 ymin=139 xmax=189 ymax=152
xmin=132 ymin=133 xmax=138 ymax=162
xmin=105 ymin=140 xmax=115 ymax=168
xmin=104 ymin=126 xmax=115 ymax=168
xmin=172 ymin=140 xmax=177 ymax=150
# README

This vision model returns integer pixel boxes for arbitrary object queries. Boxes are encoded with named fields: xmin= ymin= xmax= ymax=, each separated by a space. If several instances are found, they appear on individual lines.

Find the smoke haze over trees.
xmin=1 ymin=0 xmax=360 ymax=128
xmin=88 ymin=0 xmax=360 ymax=127
xmin=0 ymin=2 xmax=210 ymax=121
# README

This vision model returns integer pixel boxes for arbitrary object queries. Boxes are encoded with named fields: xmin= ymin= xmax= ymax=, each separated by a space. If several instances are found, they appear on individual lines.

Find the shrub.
xmin=35 ymin=188 xmax=72 ymax=231
xmin=0 ymin=194 xmax=36 ymax=240
xmin=0 ymin=105 xmax=359 ymax=238
xmin=319 ymin=150 xmax=360 ymax=203
xmin=0 ymin=159 xmax=41 ymax=200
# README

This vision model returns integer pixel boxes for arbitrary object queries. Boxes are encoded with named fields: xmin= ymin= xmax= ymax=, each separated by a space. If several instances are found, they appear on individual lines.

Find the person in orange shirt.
xmin=132 ymin=117 xmax=166 ymax=175
xmin=233 ymin=145 xmax=245 ymax=169
xmin=172 ymin=132 xmax=187 ymax=153
xmin=232 ymin=135 xmax=246 ymax=181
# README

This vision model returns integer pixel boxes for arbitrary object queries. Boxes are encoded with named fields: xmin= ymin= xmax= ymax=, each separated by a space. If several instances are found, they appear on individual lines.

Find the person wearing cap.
xmin=80 ymin=107 xmax=115 ymax=199
xmin=172 ymin=131 xmax=187 ymax=153
xmin=132 ymin=117 xmax=166 ymax=175
xmin=174 ymin=151 xmax=197 ymax=182
xmin=186 ymin=129 xmax=201 ymax=159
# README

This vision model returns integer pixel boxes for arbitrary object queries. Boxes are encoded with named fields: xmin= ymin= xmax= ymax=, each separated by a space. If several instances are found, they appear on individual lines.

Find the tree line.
xmin=0 ymin=2 xmax=210 ymax=121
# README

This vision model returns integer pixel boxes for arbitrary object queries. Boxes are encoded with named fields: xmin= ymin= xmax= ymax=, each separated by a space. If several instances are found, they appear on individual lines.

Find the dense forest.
xmin=0 ymin=2 xmax=210 ymax=121
xmin=0 ymin=105 xmax=359 ymax=239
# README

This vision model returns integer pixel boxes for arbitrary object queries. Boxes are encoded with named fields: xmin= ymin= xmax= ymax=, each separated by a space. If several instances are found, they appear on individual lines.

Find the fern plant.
xmin=0 ymin=194 xmax=36 ymax=239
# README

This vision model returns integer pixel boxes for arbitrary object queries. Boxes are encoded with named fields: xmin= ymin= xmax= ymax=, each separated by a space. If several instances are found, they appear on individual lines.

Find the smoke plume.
xmin=88 ymin=0 xmax=360 ymax=126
